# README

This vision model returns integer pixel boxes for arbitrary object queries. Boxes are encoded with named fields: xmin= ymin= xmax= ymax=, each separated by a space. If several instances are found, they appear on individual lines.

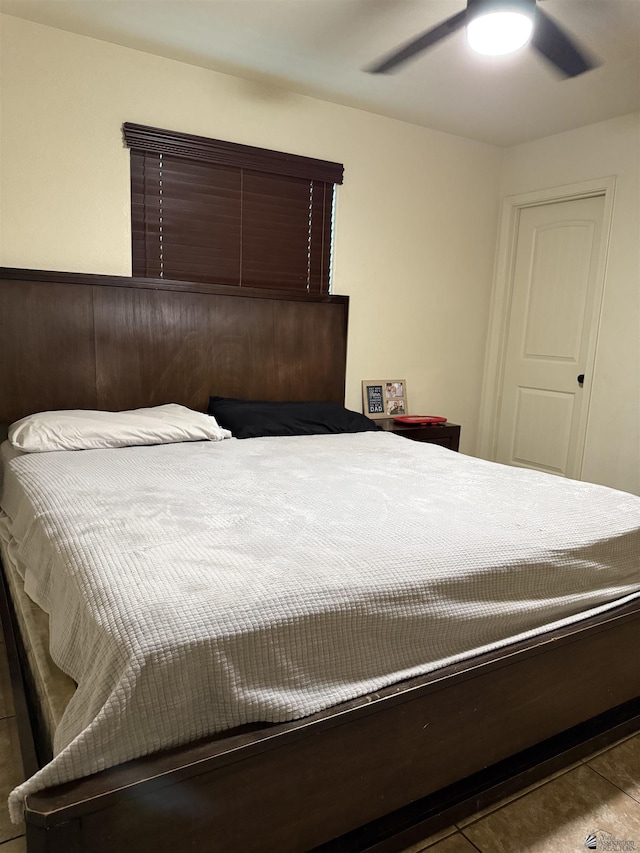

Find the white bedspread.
xmin=2 ymin=433 xmax=639 ymax=819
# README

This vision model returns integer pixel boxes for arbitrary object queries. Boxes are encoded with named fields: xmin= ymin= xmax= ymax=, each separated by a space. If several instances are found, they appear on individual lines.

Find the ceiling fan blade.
xmin=532 ymin=7 xmax=597 ymax=78
xmin=368 ymin=9 xmax=467 ymax=74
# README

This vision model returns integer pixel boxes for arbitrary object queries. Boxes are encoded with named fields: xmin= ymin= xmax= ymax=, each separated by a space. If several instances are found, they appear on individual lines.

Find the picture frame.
xmin=362 ymin=380 xmax=408 ymax=419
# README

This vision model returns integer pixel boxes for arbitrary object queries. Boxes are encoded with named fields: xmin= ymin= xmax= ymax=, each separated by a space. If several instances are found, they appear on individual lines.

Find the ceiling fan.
xmin=368 ymin=0 xmax=596 ymax=78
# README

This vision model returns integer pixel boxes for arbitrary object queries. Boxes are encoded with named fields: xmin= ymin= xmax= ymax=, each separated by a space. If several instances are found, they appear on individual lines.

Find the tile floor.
xmin=0 ymin=623 xmax=637 ymax=853
xmin=402 ymin=730 xmax=640 ymax=853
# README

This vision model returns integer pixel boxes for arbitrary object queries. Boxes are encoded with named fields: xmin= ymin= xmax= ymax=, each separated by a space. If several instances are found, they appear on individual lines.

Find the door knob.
xmin=577 ymin=374 xmax=585 ymax=385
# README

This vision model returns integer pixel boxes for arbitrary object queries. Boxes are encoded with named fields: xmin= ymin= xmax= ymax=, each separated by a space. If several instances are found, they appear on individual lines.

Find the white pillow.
xmin=9 ymin=404 xmax=231 ymax=453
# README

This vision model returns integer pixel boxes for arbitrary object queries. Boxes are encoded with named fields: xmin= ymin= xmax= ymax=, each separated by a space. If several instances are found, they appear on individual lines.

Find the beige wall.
xmin=0 ymin=14 xmax=503 ymax=454
xmin=500 ymin=113 xmax=640 ymax=494
xmin=2 ymin=16 xmax=637 ymax=490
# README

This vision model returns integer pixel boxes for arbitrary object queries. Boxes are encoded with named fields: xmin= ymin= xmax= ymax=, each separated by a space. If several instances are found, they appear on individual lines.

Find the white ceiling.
xmin=2 ymin=0 xmax=639 ymax=146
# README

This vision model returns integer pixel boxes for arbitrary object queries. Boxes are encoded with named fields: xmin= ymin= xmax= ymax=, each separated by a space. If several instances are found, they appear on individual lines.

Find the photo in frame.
xmin=362 ymin=380 xmax=408 ymax=419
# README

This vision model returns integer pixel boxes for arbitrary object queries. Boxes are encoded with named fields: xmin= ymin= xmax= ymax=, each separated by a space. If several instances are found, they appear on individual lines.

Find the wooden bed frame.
xmin=1 ymin=267 xmax=639 ymax=853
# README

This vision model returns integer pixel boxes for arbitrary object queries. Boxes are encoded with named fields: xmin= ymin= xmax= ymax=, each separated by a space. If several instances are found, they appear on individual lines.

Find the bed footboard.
xmin=16 ymin=601 xmax=640 ymax=853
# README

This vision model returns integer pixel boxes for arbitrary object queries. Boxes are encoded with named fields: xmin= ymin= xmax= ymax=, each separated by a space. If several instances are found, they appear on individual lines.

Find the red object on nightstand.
xmin=393 ymin=415 xmax=447 ymax=425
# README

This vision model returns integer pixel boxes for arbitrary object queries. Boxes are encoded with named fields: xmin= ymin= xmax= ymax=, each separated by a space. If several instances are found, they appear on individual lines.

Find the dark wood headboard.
xmin=0 ymin=268 xmax=349 ymax=424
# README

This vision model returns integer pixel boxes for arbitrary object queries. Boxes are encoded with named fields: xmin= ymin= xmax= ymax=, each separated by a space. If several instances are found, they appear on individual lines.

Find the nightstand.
xmin=377 ymin=419 xmax=461 ymax=451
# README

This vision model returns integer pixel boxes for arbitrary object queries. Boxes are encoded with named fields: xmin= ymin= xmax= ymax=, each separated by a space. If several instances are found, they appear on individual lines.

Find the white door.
xmin=495 ymin=195 xmax=605 ymax=478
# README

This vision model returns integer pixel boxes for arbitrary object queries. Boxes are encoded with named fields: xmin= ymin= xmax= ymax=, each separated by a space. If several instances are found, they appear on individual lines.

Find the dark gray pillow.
xmin=207 ymin=397 xmax=380 ymax=439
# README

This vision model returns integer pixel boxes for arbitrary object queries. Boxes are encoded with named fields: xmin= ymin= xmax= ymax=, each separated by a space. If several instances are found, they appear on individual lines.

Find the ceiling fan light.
xmin=466 ymin=11 xmax=534 ymax=56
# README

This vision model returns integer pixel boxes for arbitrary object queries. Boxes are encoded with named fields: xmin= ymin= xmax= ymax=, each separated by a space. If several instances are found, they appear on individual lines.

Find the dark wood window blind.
xmin=123 ymin=123 xmax=344 ymax=293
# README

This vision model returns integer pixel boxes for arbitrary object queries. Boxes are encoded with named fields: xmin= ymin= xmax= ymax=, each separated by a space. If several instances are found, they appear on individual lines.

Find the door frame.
xmin=476 ymin=177 xmax=616 ymax=473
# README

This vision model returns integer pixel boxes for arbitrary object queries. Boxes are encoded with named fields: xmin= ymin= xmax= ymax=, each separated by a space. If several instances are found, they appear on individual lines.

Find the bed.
xmin=0 ymin=266 xmax=639 ymax=853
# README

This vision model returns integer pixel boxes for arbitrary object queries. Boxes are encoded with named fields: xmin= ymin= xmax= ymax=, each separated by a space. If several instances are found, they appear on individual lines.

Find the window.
xmin=123 ymin=123 xmax=344 ymax=294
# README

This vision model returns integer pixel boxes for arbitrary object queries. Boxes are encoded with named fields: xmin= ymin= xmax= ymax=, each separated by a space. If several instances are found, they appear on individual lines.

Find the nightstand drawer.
xmin=377 ymin=419 xmax=461 ymax=451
